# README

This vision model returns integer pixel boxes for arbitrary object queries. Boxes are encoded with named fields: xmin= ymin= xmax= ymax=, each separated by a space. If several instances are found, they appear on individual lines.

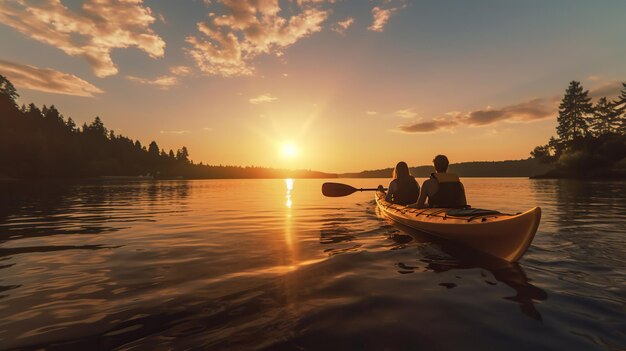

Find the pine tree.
xmin=176 ymin=147 xmax=190 ymax=163
xmin=548 ymin=136 xmax=564 ymax=157
xmin=556 ymin=81 xmax=594 ymax=142
xmin=44 ymin=105 xmax=64 ymax=125
xmin=590 ymin=97 xmax=619 ymax=135
xmin=0 ymin=75 xmax=19 ymax=106
xmin=66 ymin=117 xmax=77 ymax=131
xmin=86 ymin=116 xmax=107 ymax=137
xmin=614 ymin=83 xmax=626 ymax=134
xmin=148 ymin=141 xmax=160 ymax=157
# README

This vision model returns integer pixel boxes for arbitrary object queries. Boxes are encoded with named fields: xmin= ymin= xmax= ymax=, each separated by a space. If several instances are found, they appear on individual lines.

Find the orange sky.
xmin=1 ymin=0 xmax=625 ymax=172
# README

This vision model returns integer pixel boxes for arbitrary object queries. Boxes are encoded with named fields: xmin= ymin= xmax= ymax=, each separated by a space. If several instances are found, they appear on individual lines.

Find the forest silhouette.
xmin=530 ymin=81 xmax=626 ymax=178
xmin=0 ymin=76 xmax=334 ymax=179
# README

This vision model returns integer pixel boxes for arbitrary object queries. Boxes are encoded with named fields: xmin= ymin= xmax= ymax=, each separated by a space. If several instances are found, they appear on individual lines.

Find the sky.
xmin=1 ymin=0 xmax=625 ymax=173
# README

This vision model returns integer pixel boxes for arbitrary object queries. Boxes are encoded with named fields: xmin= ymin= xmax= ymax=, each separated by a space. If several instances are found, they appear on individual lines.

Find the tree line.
xmin=531 ymin=81 xmax=626 ymax=178
xmin=342 ymin=159 xmax=551 ymax=178
xmin=0 ymin=76 xmax=334 ymax=179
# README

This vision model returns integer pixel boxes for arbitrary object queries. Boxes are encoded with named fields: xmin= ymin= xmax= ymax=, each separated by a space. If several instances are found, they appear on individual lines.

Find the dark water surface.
xmin=0 ymin=178 xmax=624 ymax=350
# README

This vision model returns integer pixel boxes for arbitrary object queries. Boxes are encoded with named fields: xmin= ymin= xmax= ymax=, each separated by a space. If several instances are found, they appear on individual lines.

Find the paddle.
xmin=322 ymin=182 xmax=386 ymax=197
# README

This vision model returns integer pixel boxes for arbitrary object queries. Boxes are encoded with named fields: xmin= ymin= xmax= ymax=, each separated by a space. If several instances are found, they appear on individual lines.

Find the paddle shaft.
xmin=358 ymin=188 xmax=385 ymax=191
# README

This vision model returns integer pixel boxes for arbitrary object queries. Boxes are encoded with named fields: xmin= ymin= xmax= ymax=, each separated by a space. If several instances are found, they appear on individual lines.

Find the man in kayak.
xmin=416 ymin=155 xmax=467 ymax=208
xmin=384 ymin=161 xmax=420 ymax=205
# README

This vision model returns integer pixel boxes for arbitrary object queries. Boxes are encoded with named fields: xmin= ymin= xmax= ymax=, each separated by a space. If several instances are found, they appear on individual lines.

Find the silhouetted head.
xmin=433 ymin=155 xmax=449 ymax=172
xmin=393 ymin=161 xmax=411 ymax=179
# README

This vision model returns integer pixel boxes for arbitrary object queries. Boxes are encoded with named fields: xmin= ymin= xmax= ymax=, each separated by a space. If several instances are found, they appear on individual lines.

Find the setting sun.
xmin=281 ymin=143 xmax=298 ymax=158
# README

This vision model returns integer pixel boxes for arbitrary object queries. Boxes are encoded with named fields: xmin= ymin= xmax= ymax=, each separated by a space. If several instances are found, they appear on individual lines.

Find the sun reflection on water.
xmin=285 ymin=178 xmax=294 ymax=209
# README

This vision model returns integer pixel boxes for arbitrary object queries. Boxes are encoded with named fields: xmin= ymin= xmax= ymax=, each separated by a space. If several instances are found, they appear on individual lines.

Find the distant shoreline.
xmin=0 ymin=158 xmax=556 ymax=180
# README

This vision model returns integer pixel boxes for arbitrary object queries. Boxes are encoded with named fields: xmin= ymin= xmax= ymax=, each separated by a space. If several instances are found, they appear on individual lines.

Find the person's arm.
xmin=385 ymin=180 xmax=396 ymax=202
xmin=460 ymin=182 xmax=468 ymax=207
xmin=416 ymin=180 xmax=429 ymax=208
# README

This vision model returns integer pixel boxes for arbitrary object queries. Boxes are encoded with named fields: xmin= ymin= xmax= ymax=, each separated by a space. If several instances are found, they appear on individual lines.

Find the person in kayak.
xmin=416 ymin=155 xmax=467 ymax=208
xmin=384 ymin=161 xmax=420 ymax=205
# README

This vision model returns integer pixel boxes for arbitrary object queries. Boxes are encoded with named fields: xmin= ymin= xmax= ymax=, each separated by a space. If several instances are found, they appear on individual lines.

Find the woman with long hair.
xmin=385 ymin=161 xmax=420 ymax=205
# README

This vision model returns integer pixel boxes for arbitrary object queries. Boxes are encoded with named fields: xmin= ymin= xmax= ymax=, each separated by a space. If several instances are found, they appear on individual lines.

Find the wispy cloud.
xmin=332 ymin=17 xmax=354 ymax=34
xmin=160 ymin=130 xmax=191 ymax=134
xmin=157 ymin=13 xmax=166 ymax=24
xmin=398 ymin=98 xmax=557 ymax=133
xmin=394 ymin=108 xmax=418 ymax=118
xmin=587 ymin=75 xmax=601 ymax=82
xmin=0 ymin=59 xmax=103 ymax=97
xmin=366 ymin=110 xmax=378 ymax=115
xmin=186 ymin=0 xmax=329 ymax=76
xmin=369 ymin=7 xmax=393 ymax=32
xmin=368 ymin=1 xmax=406 ymax=32
xmin=588 ymin=80 xmax=624 ymax=100
xmin=399 ymin=118 xmax=459 ymax=133
xmin=126 ymin=75 xmax=180 ymax=90
xmin=126 ymin=65 xmax=195 ymax=89
xmin=249 ymin=93 xmax=278 ymax=104
xmin=0 ymin=0 xmax=165 ymax=77
xmin=170 ymin=66 xmax=193 ymax=76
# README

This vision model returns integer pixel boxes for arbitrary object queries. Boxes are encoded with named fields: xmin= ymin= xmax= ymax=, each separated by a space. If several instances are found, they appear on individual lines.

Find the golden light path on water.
xmin=284 ymin=178 xmax=295 ymax=252
xmin=285 ymin=178 xmax=294 ymax=209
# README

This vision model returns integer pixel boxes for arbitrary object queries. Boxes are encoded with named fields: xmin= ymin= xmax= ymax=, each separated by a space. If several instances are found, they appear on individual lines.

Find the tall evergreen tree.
xmin=85 ymin=116 xmax=107 ymax=137
xmin=556 ymin=81 xmax=593 ymax=142
xmin=590 ymin=97 xmax=619 ymax=135
xmin=176 ymin=147 xmax=190 ymax=163
xmin=0 ymin=75 xmax=18 ymax=106
xmin=614 ymin=83 xmax=626 ymax=134
xmin=66 ymin=117 xmax=77 ymax=131
xmin=44 ymin=105 xmax=64 ymax=126
xmin=148 ymin=141 xmax=160 ymax=157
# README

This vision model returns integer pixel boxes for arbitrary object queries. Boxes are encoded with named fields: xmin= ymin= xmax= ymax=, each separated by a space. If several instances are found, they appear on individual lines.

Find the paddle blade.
xmin=322 ymin=182 xmax=358 ymax=197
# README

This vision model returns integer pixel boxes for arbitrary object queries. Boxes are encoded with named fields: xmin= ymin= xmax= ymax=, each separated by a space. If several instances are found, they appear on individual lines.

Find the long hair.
xmin=392 ymin=161 xmax=411 ymax=179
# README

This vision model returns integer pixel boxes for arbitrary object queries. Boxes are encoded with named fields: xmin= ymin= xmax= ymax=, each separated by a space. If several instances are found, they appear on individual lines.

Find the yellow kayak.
xmin=375 ymin=191 xmax=541 ymax=262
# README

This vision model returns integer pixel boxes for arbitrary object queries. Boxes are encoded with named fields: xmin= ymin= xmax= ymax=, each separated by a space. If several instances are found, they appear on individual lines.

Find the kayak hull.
xmin=375 ymin=191 xmax=541 ymax=262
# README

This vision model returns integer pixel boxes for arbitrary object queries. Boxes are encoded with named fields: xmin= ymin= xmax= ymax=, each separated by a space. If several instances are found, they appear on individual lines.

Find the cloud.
xmin=399 ymin=119 xmax=459 ymax=133
xmin=0 ymin=0 xmax=165 ymax=77
xmin=369 ymin=7 xmax=393 ymax=32
xmin=186 ymin=0 xmax=330 ymax=76
xmin=249 ymin=93 xmax=278 ymax=104
xmin=160 ymin=130 xmax=191 ymax=134
xmin=394 ymin=108 xmax=418 ymax=118
xmin=203 ymin=127 xmax=213 ymax=131
xmin=366 ymin=110 xmax=378 ymax=115
xmin=587 ymin=75 xmax=601 ymax=82
xmin=368 ymin=1 xmax=407 ymax=32
xmin=157 ymin=13 xmax=166 ymax=24
xmin=0 ymin=59 xmax=103 ymax=97
xmin=126 ymin=75 xmax=180 ymax=90
xmin=399 ymin=98 xmax=557 ymax=133
xmin=332 ymin=17 xmax=354 ymax=34
xmin=170 ymin=66 xmax=193 ymax=76
xmin=588 ymin=81 xmax=624 ymax=100
xmin=463 ymin=98 xmax=555 ymax=125
xmin=126 ymin=65 xmax=195 ymax=89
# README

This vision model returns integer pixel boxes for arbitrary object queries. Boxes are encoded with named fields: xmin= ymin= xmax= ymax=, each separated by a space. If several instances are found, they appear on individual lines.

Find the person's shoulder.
xmin=388 ymin=178 xmax=398 ymax=188
xmin=422 ymin=178 xmax=435 ymax=186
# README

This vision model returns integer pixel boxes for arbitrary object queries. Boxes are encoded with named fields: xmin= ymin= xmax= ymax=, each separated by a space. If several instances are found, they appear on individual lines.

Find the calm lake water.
xmin=0 ymin=178 xmax=624 ymax=350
